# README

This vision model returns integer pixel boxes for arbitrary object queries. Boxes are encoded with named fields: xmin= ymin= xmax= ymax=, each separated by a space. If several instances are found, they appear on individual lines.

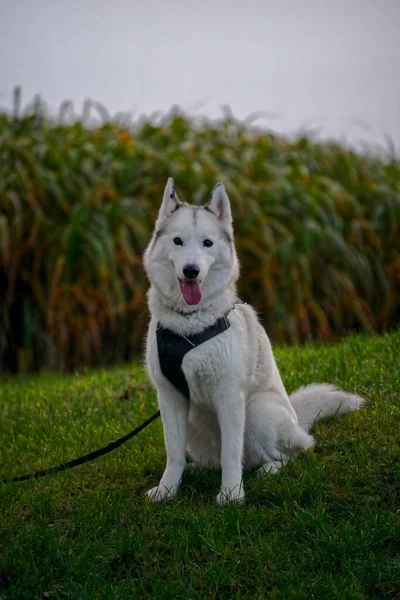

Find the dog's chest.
xmin=182 ymin=343 xmax=225 ymax=406
xmin=156 ymin=320 xmax=231 ymax=404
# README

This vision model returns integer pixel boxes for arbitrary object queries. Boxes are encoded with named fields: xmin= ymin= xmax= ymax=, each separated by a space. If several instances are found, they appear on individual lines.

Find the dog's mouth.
xmin=179 ymin=279 xmax=202 ymax=305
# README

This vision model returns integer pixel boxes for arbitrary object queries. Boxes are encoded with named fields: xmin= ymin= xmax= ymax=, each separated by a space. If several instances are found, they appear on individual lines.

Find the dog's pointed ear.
xmin=156 ymin=178 xmax=182 ymax=225
xmin=206 ymin=183 xmax=232 ymax=224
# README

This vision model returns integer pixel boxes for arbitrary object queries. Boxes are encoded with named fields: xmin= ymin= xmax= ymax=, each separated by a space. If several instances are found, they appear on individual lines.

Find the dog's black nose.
xmin=183 ymin=264 xmax=200 ymax=279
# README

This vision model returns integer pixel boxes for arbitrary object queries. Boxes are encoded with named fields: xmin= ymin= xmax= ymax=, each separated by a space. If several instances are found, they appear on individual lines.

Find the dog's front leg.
xmin=215 ymin=391 xmax=245 ymax=504
xmin=146 ymin=386 xmax=188 ymax=502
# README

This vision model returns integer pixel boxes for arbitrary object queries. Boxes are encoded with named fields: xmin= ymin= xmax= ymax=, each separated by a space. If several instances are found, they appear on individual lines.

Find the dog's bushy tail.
xmin=290 ymin=383 xmax=364 ymax=433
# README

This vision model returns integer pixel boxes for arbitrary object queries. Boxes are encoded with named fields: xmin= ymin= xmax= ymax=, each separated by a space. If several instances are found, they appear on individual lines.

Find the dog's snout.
xmin=183 ymin=264 xmax=200 ymax=280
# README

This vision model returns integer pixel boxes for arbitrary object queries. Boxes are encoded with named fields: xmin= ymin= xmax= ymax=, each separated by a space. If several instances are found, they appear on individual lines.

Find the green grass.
xmin=1 ymin=332 xmax=399 ymax=599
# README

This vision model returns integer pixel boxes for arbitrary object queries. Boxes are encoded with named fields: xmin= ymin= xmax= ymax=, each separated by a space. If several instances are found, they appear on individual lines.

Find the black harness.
xmin=156 ymin=310 xmax=232 ymax=400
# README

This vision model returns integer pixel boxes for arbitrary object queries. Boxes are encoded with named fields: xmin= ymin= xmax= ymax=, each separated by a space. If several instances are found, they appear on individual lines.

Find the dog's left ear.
xmin=206 ymin=183 xmax=232 ymax=225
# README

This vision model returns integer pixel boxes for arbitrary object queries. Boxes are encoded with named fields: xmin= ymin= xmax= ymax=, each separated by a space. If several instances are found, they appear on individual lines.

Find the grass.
xmin=0 ymin=331 xmax=399 ymax=599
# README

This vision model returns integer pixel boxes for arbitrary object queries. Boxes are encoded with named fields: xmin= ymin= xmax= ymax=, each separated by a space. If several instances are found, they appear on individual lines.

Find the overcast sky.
xmin=1 ymin=0 xmax=399 ymax=148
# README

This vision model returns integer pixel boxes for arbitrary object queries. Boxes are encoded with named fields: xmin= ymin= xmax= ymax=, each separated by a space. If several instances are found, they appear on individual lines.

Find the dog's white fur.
xmin=144 ymin=178 xmax=364 ymax=504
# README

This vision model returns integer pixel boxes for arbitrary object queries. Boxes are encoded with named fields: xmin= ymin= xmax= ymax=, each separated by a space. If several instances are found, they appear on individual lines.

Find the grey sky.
xmin=1 ymin=0 xmax=399 ymax=148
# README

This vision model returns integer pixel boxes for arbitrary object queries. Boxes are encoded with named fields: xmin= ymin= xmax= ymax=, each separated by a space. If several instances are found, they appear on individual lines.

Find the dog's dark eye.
xmin=203 ymin=239 xmax=213 ymax=247
xmin=173 ymin=237 xmax=183 ymax=246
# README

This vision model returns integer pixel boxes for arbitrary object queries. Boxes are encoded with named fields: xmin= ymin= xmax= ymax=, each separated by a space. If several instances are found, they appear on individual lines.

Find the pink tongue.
xmin=180 ymin=281 xmax=202 ymax=305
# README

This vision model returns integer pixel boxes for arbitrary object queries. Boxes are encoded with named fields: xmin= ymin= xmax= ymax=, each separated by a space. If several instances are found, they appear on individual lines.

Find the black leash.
xmin=0 ymin=410 xmax=161 ymax=484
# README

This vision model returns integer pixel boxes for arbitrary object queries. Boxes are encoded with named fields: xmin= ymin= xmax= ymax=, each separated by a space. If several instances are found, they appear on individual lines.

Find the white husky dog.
xmin=144 ymin=178 xmax=364 ymax=504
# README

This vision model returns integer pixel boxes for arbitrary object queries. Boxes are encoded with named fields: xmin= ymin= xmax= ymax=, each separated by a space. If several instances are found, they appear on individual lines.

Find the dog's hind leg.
xmin=244 ymin=391 xmax=314 ymax=474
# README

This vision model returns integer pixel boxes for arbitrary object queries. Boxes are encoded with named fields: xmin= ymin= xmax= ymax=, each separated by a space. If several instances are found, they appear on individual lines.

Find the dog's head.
xmin=144 ymin=178 xmax=239 ymax=310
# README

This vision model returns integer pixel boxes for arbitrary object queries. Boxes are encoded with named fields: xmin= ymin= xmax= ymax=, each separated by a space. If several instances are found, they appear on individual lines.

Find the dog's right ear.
xmin=156 ymin=178 xmax=182 ymax=226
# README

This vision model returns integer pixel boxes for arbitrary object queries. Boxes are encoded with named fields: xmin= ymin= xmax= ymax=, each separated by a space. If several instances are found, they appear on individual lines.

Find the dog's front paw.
xmin=146 ymin=484 xmax=177 ymax=502
xmin=216 ymin=484 xmax=245 ymax=505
